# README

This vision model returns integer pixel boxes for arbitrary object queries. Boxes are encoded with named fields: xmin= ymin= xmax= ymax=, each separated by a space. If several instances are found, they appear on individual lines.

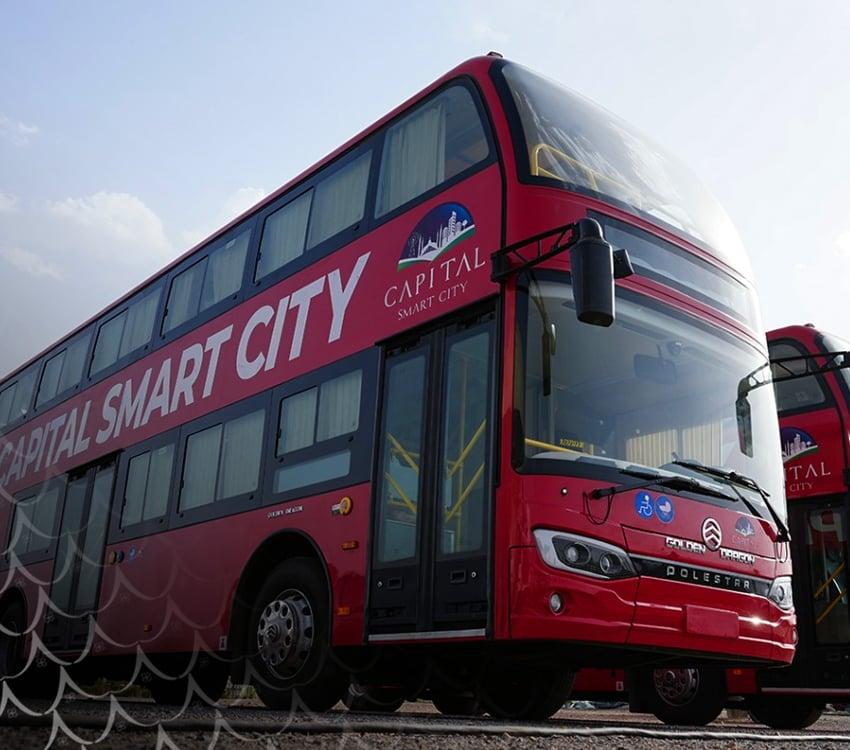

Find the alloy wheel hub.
xmin=653 ymin=667 xmax=700 ymax=706
xmin=256 ymin=589 xmax=314 ymax=680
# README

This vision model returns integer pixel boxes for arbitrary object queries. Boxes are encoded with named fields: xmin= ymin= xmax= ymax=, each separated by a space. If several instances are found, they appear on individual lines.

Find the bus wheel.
xmin=249 ymin=558 xmax=346 ymax=712
xmin=747 ymin=695 xmax=824 ymax=729
xmin=0 ymin=601 xmax=26 ymax=681
xmin=431 ymin=690 xmax=483 ymax=716
xmin=479 ymin=668 xmax=575 ymax=721
xmin=343 ymin=680 xmax=405 ymax=713
xmin=644 ymin=667 xmax=725 ymax=726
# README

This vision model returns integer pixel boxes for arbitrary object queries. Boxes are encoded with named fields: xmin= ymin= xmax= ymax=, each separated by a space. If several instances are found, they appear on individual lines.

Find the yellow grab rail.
xmin=814 ymin=559 xmax=846 ymax=600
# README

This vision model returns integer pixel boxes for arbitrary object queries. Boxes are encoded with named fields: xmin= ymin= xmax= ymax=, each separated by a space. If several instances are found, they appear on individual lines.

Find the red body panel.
xmin=0 ymin=56 xmax=795 ymax=674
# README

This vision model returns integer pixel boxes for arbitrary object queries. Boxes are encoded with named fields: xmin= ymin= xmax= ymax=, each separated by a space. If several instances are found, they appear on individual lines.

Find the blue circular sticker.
xmin=635 ymin=491 xmax=654 ymax=518
xmin=654 ymin=495 xmax=675 ymax=524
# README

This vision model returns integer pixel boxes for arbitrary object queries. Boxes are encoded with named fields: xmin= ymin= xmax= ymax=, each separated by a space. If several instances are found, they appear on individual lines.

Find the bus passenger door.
xmin=44 ymin=459 xmax=116 ymax=653
xmin=368 ymin=308 xmax=495 ymax=639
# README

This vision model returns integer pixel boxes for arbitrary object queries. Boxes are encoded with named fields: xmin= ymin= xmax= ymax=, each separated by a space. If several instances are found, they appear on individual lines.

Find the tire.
xmin=643 ymin=667 xmax=725 ymax=726
xmin=343 ymin=681 xmax=405 ymax=713
xmin=247 ymin=557 xmax=347 ymax=712
xmin=431 ymin=690 xmax=483 ymax=716
xmin=146 ymin=654 xmax=229 ymax=706
xmin=747 ymin=695 xmax=824 ymax=729
xmin=1 ymin=600 xmax=61 ymax=709
xmin=479 ymin=668 xmax=575 ymax=721
xmin=0 ymin=601 xmax=26 ymax=682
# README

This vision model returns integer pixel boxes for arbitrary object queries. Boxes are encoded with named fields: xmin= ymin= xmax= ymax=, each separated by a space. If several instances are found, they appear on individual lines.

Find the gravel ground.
xmin=2 ymin=702 xmax=850 ymax=750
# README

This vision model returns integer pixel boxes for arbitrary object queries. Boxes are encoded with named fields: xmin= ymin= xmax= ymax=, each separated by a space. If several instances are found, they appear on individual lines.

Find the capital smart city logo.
xmin=781 ymin=427 xmax=818 ymax=464
xmin=398 ymin=202 xmax=476 ymax=270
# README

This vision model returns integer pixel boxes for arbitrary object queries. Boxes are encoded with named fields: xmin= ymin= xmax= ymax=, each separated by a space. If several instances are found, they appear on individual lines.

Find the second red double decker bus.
xmin=0 ymin=55 xmax=793 ymax=719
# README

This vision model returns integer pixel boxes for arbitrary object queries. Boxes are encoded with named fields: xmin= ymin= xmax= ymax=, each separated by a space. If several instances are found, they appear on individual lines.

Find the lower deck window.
xmin=179 ymin=409 xmax=265 ymax=511
xmin=274 ymin=450 xmax=351 ymax=493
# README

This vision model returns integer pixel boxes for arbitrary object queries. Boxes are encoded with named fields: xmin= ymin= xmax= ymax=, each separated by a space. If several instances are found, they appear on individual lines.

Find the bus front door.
xmin=368 ymin=308 xmax=495 ymax=640
xmin=43 ymin=459 xmax=116 ymax=653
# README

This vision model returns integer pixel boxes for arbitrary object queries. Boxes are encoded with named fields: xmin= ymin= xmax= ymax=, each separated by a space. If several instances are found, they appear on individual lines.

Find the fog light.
xmin=565 ymin=543 xmax=589 ymax=565
xmin=549 ymin=593 xmax=563 ymax=613
xmin=599 ymin=553 xmax=620 ymax=575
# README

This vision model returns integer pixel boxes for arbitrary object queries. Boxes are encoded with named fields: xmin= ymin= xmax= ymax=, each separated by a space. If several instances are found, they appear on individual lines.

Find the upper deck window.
xmin=163 ymin=226 xmax=251 ymax=334
xmin=769 ymin=341 xmax=828 ymax=414
xmin=375 ymin=84 xmax=490 ymax=218
xmin=255 ymin=152 xmax=371 ymax=283
xmin=90 ymin=287 xmax=161 ymax=376
xmin=36 ymin=331 xmax=91 ymax=408
xmin=498 ymin=62 xmax=750 ymax=276
xmin=0 ymin=364 xmax=39 ymax=431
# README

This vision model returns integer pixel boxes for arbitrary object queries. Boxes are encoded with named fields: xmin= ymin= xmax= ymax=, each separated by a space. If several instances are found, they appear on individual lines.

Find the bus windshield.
xmin=500 ymin=62 xmax=750 ymax=277
xmin=517 ymin=274 xmax=785 ymax=520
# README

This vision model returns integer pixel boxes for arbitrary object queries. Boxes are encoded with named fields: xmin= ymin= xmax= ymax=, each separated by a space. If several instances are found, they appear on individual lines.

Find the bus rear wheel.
xmin=747 ymin=695 xmax=824 ymax=729
xmin=343 ymin=679 xmax=405 ymax=713
xmin=643 ymin=667 xmax=725 ymax=726
xmin=478 ymin=667 xmax=575 ymax=721
xmin=431 ymin=690 xmax=483 ymax=716
xmin=248 ymin=558 xmax=346 ymax=712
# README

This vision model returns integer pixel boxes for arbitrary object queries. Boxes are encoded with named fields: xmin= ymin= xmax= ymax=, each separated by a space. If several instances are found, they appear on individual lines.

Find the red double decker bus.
xmin=576 ymin=325 xmax=850 ymax=727
xmin=0 ymin=55 xmax=793 ymax=719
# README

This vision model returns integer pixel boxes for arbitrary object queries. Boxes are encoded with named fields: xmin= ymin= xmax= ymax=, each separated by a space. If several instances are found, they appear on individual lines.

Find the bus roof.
xmin=2 ymin=54 xmax=500 ymax=384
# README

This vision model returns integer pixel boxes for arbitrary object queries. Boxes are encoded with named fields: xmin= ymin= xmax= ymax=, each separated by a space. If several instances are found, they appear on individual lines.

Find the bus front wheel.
xmin=248 ymin=557 xmax=347 ymax=712
xmin=643 ymin=667 xmax=725 ymax=726
xmin=747 ymin=694 xmax=824 ymax=729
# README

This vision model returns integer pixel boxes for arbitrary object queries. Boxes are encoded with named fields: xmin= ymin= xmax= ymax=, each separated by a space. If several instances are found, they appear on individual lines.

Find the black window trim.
xmin=109 ymin=426 xmax=180 ymax=543
xmin=251 ymin=139 xmax=379 ymax=293
xmin=32 ymin=325 xmax=96 ymax=417
xmin=1 ymin=474 xmax=68 ymax=569
xmin=770 ymin=337 xmax=837 ymax=418
xmin=169 ymin=391 xmax=272 ymax=530
xmin=159 ymin=217 xmax=259 ymax=345
xmin=263 ymin=347 xmax=378 ymax=506
xmin=87 ymin=281 xmax=167 ymax=384
xmin=0 ymin=361 xmax=41 ymax=433
xmin=0 ymin=74 xmax=499 ymax=439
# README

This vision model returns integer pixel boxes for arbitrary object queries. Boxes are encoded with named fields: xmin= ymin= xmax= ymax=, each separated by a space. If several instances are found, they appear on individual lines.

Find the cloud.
xmin=0 ymin=247 xmax=61 ymax=280
xmin=835 ymin=229 xmax=850 ymax=258
xmin=0 ymin=193 xmax=19 ymax=213
xmin=0 ymin=114 xmax=39 ymax=146
xmin=49 ymin=191 xmax=172 ymax=263
xmin=179 ymin=186 xmax=266 ymax=250
xmin=470 ymin=21 xmax=510 ymax=44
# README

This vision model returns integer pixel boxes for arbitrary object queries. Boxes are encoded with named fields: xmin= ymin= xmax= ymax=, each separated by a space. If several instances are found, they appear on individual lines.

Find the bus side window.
xmin=178 ymin=409 xmax=265 ymax=511
xmin=375 ymin=84 xmax=490 ymax=218
xmin=36 ymin=331 xmax=92 ymax=409
xmin=90 ymin=287 xmax=161 ymax=376
xmin=0 ymin=364 xmax=39 ymax=429
xmin=274 ymin=368 xmax=362 ymax=494
xmin=163 ymin=225 xmax=252 ymax=335
xmin=122 ymin=444 xmax=175 ymax=527
xmin=6 ymin=485 xmax=61 ymax=557
xmin=770 ymin=342 xmax=828 ymax=414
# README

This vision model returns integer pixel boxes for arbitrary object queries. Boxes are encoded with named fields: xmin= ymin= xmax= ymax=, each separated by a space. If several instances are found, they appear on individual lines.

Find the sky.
xmin=2 ymin=1 xmax=850 ymax=377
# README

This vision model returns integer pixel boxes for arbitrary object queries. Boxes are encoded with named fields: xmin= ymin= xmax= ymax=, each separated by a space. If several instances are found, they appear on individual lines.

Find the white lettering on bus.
xmin=170 ymin=344 xmax=204 ymax=412
xmin=202 ymin=325 xmax=233 ymax=398
xmin=328 ymin=252 xmax=369 ymax=343
xmin=288 ymin=278 xmax=325 ymax=361
xmin=115 ymin=369 xmax=152 ymax=438
xmin=237 ymin=306 xmax=275 ymax=380
xmin=264 ymin=296 xmax=290 ymax=372
xmin=141 ymin=358 xmax=172 ymax=427
xmin=0 ymin=252 xmax=371 ymax=491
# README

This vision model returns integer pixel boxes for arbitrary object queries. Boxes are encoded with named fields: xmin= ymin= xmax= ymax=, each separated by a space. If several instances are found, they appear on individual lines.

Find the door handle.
xmin=450 ymin=569 xmax=467 ymax=585
xmin=387 ymin=576 xmax=403 ymax=590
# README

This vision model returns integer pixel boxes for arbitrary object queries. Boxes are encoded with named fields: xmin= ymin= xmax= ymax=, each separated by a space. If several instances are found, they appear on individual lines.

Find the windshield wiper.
xmin=591 ymin=465 xmax=738 ymax=503
xmin=668 ymin=459 xmax=790 ymax=543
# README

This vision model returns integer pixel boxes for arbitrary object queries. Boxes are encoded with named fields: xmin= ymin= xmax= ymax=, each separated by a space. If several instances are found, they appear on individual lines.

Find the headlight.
xmin=534 ymin=529 xmax=636 ymax=580
xmin=768 ymin=576 xmax=794 ymax=612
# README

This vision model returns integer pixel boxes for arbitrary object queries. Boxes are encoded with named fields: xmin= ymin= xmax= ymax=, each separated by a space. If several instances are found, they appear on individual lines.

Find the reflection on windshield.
xmin=500 ymin=62 xmax=751 ymax=277
xmin=517 ymin=274 xmax=785 ymax=519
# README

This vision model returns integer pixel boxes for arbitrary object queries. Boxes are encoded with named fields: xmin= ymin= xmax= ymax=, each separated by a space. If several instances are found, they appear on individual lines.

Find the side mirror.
xmin=570 ymin=219 xmax=615 ymax=327
xmin=736 ymin=395 xmax=754 ymax=457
